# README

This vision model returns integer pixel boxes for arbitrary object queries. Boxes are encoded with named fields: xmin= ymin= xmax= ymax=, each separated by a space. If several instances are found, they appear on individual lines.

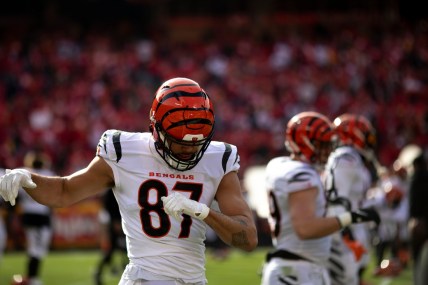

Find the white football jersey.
xmin=324 ymin=146 xmax=373 ymax=271
xmin=324 ymin=146 xmax=372 ymax=212
xmin=0 ymin=169 xmax=5 ymax=257
xmin=265 ymin=156 xmax=331 ymax=264
xmin=97 ymin=130 xmax=240 ymax=283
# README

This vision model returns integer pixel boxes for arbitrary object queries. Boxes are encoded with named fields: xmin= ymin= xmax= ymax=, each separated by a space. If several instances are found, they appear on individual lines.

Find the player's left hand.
xmin=161 ymin=192 xmax=210 ymax=221
xmin=337 ymin=207 xmax=381 ymax=228
xmin=0 ymin=169 xmax=37 ymax=206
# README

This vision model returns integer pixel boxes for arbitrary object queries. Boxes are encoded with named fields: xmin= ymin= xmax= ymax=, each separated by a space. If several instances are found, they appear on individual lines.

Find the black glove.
xmin=337 ymin=207 xmax=381 ymax=228
xmin=329 ymin=197 xmax=352 ymax=211
xmin=350 ymin=207 xmax=381 ymax=225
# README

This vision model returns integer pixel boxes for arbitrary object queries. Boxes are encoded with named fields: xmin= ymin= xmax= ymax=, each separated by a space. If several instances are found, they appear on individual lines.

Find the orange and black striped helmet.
xmin=149 ymin=77 xmax=215 ymax=171
xmin=333 ymin=114 xmax=376 ymax=156
xmin=285 ymin=111 xmax=336 ymax=164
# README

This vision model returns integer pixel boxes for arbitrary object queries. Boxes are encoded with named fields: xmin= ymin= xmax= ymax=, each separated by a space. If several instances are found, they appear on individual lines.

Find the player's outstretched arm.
xmin=1 ymin=156 xmax=114 ymax=208
xmin=288 ymin=187 xmax=381 ymax=240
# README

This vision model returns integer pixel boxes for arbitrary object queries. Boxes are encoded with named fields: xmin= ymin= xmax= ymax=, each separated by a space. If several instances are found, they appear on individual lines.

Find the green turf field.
xmin=0 ymin=248 xmax=413 ymax=285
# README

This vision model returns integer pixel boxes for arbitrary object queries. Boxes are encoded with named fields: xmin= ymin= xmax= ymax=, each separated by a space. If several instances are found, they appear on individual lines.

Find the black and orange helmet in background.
xmin=333 ymin=114 xmax=377 ymax=160
xmin=285 ymin=111 xmax=337 ymax=165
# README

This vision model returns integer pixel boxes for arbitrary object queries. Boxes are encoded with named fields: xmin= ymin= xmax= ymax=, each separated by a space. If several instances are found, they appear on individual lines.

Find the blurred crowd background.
xmin=1 ymin=0 xmax=427 ymax=177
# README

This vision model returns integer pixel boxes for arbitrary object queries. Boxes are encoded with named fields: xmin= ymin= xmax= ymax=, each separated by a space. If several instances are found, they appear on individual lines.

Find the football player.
xmin=0 ymin=77 xmax=258 ymax=285
xmin=368 ymin=169 xmax=408 ymax=277
xmin=12 ymin=151 xmax=55 ymax=285
xmin=324 ymin=114 xmax=381 ymax=285
xmin=261 ymin=112 xmax=380 ymax=285
xmin=94 ymin=189 xmax=127 ymax=285
xmin=0 ymin=168 xmax=5 ymax=268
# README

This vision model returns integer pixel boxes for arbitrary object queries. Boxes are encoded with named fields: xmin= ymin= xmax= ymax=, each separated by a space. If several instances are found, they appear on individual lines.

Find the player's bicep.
xmin=63 ymin=156 xmax=114 ymax=204
xmin=288 ymin=187 xmax=318 ymax=228
xmin=215 ymin=171 xmax=253 ymax=219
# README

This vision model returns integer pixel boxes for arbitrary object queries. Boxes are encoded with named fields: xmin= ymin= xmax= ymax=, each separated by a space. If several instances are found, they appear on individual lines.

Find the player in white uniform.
xmin=0 ymin=77 xmax=258 ymax=285
xmin=366 ymin=169 xmax=408 ymax=277
xmin=261 ymin=112 xmax=380 ymax=285
xmin=0 ymin=168 xmax=5 ymax=267
xmin=15 ymin=151 xmax=55 ymax=285
xmin=324 ymin=114 xmax=380 ymax=285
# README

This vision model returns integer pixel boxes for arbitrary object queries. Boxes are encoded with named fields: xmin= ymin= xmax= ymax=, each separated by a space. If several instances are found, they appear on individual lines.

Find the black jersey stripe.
xmin=222 ymin=143 xmax=232 ymax=173
xmin=329 ymin=256 xmax=345 ymax=271
xmin=278 ymin=276 xmax=297 ymax=285
xmin=234 ymin=151 xmax=239 ymax=165
xmin=102 ymin=132 xmax=108 ymax=153
xmin=112 ymin=131 xmax=122 ymax=163
xmin=287 ymin=171 xmax=312 ymax=183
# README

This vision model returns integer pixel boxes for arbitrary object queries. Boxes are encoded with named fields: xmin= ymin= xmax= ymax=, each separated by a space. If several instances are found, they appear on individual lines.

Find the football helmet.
xmin=285 ymin=111 xmax=336 ymax=164
xmin=384 ymin=183 xmax=404 ymax=209
xmin=149 ymin=77 xmax=215 ymax=171
xmin=333 ymin=114 xmax=376 ymax=160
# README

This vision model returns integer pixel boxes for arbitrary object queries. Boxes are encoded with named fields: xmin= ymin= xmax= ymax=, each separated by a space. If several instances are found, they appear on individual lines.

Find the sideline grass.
xmin=0 ymin=248 xmax=412 ymax=285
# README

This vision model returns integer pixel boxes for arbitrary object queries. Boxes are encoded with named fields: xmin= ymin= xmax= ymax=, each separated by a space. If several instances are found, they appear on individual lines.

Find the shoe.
xmin=10 ymin=275 xmax=28 ymax=285
xmin=373 ymin=259 xmax=402 ymax=277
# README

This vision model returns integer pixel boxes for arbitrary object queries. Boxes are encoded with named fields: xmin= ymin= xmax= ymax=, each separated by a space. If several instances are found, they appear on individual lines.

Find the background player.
xmin=94 ymin=189 xmax=127 ymax=285
xmin=324 ymin=114 xmax=381 ymax=285
xmin=12 ymin=151 xmax=55 ymax=285
xmin=261 ymin=111 xmax=380 ymax=285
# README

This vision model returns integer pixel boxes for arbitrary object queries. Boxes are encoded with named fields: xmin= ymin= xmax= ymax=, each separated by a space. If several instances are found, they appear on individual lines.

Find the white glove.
xmin=0 ymin=169 xmax=37 ymax=206
xmin=161 ymin=192 xmax=210 ymax=221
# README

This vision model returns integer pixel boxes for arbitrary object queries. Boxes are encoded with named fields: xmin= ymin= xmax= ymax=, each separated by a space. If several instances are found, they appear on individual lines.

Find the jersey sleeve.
xmin=266 ymin=158 xmax=320 ymax=195
xmin=222 ymin=143 xmax=240 ymax=174
xmin=283 ymin=166 xmax=320 ymax=194
xmin=97 ymin=129 xmax=122 ymax=163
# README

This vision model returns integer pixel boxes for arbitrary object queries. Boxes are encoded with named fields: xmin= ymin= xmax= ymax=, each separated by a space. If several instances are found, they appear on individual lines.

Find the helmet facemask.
xmin=152 ymin=120 xmax=214 ymax=171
